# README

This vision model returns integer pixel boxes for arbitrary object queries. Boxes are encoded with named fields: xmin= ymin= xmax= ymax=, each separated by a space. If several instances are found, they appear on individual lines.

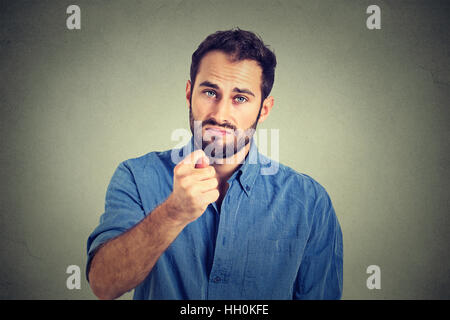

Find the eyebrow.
xmin=199 ymin=81 xmax=255 ymax=97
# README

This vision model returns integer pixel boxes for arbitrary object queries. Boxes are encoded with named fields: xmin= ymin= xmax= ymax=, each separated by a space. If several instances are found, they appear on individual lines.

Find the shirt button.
xmin=213 ymin=276 xmax=221 ymax=283
xmin=245 ymin=185 xmax=250 ymax=191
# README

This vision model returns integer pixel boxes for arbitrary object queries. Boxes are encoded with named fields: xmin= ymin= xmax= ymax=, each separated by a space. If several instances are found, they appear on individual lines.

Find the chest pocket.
xmin=243 ymin=239 xmax=304 ymax=299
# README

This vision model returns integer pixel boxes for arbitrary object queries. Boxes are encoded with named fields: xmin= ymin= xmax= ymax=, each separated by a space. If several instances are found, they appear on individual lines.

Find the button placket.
xmin=207 ymin=186 xmax=234 ymax=296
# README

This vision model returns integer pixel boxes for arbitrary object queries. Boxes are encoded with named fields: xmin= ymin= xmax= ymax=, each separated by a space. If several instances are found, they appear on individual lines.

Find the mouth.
xmin=205 ymin=126 xmax=233 ymax=136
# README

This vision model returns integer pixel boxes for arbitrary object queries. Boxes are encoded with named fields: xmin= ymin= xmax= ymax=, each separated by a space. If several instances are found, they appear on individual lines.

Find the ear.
xmin=257 ymin=96 xmax=274 ymax=124
xmin=186 ymin=80 xmax=192 ymax=109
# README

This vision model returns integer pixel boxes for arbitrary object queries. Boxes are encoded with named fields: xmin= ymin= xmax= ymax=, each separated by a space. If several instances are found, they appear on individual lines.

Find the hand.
xmin=166 ymin=150 xmax=219 ymax=224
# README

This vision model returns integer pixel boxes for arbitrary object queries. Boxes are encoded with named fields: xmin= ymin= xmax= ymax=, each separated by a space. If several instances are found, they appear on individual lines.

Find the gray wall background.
xmin=0 ymin=0 xmax=449 ymax=299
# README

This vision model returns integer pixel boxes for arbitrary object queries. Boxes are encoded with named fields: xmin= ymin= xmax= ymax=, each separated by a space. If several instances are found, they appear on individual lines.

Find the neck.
xmin=211 ymin=143 xmax=251 ymax=183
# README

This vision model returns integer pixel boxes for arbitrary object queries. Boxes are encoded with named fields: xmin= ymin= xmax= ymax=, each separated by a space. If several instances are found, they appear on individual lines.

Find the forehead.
xmin=195 ymin=50 xmax=262 ymax=97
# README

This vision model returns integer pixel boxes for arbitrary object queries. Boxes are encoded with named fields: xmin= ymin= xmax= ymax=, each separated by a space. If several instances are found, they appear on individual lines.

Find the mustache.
xmin=202 ymin=118 xmax=236 ymax=131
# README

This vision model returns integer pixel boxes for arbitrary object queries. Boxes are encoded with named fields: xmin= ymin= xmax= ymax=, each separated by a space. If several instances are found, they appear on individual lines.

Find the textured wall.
xmin=0 ymin=0 xmax=449 ymax=299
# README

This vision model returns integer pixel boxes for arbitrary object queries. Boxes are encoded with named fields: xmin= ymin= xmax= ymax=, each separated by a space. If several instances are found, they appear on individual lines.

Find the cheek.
xmin=192 ymin=95 xmax=213 ymax=114
xmin=237 ymin=107 xmax=260 ymax=127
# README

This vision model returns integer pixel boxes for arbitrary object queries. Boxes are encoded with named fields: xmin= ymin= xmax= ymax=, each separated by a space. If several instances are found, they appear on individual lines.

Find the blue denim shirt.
xmin=86 ymin=137 xmax=343 ymax=299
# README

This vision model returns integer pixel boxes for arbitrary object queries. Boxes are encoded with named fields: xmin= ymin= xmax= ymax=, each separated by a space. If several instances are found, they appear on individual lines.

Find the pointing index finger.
xmin=195 ymin=155 xmax=209 ymax=168
xmin=180 ymin=149 xmax=209 ymax=168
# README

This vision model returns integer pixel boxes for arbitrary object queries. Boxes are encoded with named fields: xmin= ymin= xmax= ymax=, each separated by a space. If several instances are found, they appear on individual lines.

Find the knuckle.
xmin=178 ymin=177 xmax=189 ymax=190
xmin=186 ymin=186 xmax=196 ymax=198
xmin=174 ymin=164 xmax=183 ymax=176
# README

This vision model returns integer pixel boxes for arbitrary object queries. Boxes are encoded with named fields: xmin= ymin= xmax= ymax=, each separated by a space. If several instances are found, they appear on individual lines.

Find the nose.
xmin=210 ymin=96 xmax=232 ymax=125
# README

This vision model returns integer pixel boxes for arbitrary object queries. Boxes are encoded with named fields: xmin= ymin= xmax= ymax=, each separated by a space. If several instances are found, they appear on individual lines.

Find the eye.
xmin=204 ymin=90 xmax=216 ymax=98
xmin=234 ymin=96 xmax=248 ymax=104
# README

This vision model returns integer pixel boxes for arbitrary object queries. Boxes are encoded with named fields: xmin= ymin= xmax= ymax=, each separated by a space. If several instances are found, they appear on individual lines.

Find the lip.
xmin=205 ymin=126 xmax=232 ymax=136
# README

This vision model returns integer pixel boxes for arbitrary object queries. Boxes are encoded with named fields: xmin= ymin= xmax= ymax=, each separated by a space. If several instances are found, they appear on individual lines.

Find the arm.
xmin=88 ymin=150 xmax=219 ymax=300
xmin=293 ymin=187 xmax=343 ymax=300
xmin=88 ymin=196 xmax=187 ymax=300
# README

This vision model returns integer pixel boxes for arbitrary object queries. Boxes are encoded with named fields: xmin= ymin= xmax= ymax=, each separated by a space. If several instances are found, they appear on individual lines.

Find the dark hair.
xmin=190 ymin=28 xmax=277 ymax=101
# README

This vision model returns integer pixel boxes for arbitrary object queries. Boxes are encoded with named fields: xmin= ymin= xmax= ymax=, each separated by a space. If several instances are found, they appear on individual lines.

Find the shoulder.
xmin=258 ymin=153 xmax=329 ymax=202
xmin=273 ymin=162 xmax=338 ymax=232
xmin=119 ymin=148 xmax=176 ymax=174
xmin=108 ymin=148 xmax=176 ymax=192
xmin=256 ymin=155 xmax=337 ymax=235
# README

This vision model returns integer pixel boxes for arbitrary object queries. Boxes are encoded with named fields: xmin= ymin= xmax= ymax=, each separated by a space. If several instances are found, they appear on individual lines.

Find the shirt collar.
xmin=181 ymin=136 xmax=261 ymax=197
xmin=227 ymin=137 xmax=260 ymax=197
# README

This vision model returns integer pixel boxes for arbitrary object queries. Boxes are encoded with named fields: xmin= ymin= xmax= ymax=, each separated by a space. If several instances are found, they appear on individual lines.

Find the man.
xmin=86 ymin=29 xmax=343 ymax=300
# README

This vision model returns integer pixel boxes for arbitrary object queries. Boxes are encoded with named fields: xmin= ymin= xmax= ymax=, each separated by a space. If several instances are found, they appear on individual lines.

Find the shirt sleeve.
xmin=85 ymin=160 xmax=146 ymax=282
xmin=293 ymin=185 xmax=343 ymax=299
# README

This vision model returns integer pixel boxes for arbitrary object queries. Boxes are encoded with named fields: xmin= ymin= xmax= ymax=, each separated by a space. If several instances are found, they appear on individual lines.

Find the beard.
xmin=189 ymin=101 xmax=262 ymax=162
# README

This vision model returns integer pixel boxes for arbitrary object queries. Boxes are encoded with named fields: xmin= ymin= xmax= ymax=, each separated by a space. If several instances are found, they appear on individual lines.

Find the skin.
xmin=88 ymin=50 xmax=274 ymax=299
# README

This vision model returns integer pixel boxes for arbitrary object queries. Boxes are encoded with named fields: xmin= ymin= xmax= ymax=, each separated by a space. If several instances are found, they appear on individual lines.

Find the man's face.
xmin=187 ymin=50 xmax=273 ymax=162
